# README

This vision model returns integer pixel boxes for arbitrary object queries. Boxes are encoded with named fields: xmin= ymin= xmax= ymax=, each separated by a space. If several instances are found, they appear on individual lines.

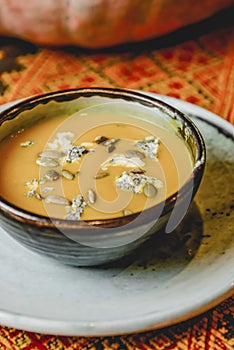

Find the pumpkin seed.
xmin=42 ymin=187 xmax=54 ymax=193
xmin=35 ymin=193 xmax=43 ymax=200
xmin=36 ymin=157 xmax=59 ymax=167
xmin=107 ymin=144 xmax=116 ymax=153
xmin=38 ymin=150 xmax=65 ymax=159
xmin=44 ymin=169 xmax=60 ymax=181
xmin=81 ymin=142 xmax=94 ymax=148
xmin=94 ymin=172 xmax=109 ymax=179
xmin=103 ymin=138 xmax=119 ymax=146
xmin=87 ymin=189 xmax=97 ymax=204
xmin=94 ymin=135 xmax=109 ymax=144
xmin=62 ymin=169 xmax=74 ymax=180
xmin=143 ymin=183 xmax=158 ymax=198
xmin=124 ymin=149 xmax=145 ymax=159
xmin=129 ymin=168 xmax=145 ymax=174
xmin=44 ymin=195 xmax=70 ymax=205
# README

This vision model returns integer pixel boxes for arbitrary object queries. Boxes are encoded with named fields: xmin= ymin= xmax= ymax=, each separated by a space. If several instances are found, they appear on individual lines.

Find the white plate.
xmin=0 ymin=94 xmax=233 ymax=336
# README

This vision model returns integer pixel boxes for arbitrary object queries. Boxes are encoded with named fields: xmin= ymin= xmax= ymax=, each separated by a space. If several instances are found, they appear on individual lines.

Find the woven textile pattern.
xmin=0 ymin=298 xmax=233 ymax=349
xmin=0 ymin=26 xmax=233 ymax=124
xmin=0 ymin=15 xmax=233 ymax=350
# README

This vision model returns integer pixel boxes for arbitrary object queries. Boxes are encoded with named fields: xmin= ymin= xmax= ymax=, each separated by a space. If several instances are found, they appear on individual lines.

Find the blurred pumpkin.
xmin=0 ymin=0 xmax=233 ymax=48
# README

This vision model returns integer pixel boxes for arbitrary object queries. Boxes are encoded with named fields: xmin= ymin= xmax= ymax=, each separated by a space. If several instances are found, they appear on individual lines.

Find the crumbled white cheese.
xmin=116 ymin=171 xmax=163 ymax=194
xmin=135 ymin=137 xmax=159 ymax=159
xmin=101 ymin=154 xmax=145 ymax=170
xmin=66 ymin=145 xmax=88 ymax=163
xmin=48 ymin=132 xmax=75 ymax=153
xmin=65 ymin=195 xmax=87 ymax=220
xmin=25 ymin=179 xmax=40 ymax=198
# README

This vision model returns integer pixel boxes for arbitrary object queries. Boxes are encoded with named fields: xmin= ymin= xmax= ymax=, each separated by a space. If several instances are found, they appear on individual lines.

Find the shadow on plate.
xmin=99 ymin=201 xmax=203 ymax=271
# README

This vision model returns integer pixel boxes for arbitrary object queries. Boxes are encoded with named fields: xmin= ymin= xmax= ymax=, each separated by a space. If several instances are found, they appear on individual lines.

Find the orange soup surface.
xmin=0 ymin=111 xmax=193 ymax=220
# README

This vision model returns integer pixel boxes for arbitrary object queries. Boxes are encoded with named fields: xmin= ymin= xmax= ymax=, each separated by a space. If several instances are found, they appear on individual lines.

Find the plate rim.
xmin=0 ymin=92 xmax=233 ymax=336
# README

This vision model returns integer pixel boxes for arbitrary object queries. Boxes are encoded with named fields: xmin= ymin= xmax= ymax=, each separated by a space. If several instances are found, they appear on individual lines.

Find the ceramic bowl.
xmin=0 ymin=88 xmax=206 ymax=266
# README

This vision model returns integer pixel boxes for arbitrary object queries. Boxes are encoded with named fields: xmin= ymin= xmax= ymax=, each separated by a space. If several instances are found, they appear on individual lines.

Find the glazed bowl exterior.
xmin=0 ymin=88 xmax=206 ymax=266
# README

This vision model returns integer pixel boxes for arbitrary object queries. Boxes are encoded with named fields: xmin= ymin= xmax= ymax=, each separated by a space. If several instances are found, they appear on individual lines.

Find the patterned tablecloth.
xmin=0 ymin=9 xmax=233 ymax=350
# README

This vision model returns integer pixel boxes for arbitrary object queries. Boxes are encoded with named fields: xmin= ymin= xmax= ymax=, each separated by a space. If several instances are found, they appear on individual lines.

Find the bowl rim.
xmin=0 ymin=87 xmax=206 ymax=229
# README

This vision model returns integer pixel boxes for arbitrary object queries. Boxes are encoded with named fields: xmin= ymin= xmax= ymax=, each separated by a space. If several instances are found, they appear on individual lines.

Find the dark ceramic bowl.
xmin=0 ymin=88 xmax=206 ymax=266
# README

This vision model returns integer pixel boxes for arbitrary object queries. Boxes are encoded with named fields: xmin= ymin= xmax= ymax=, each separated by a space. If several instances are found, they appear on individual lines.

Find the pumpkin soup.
xmin=0 ymin=111 xmax=193 ymax=220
